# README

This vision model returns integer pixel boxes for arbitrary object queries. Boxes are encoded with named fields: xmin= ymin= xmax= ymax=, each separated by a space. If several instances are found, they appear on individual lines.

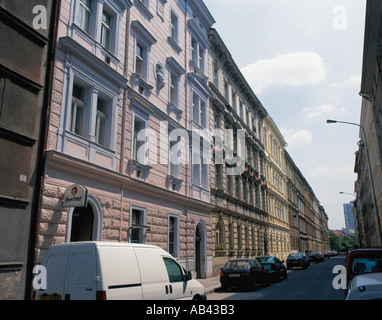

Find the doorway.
xmin=70 ymin=204 xmax=94 ymax=242
xmin=194 ymin=221 xmax=206 ymax=279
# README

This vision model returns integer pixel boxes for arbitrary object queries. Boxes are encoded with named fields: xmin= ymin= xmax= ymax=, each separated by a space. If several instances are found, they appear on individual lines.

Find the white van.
xmin=34 ymin=242 xmax=206 ymax=300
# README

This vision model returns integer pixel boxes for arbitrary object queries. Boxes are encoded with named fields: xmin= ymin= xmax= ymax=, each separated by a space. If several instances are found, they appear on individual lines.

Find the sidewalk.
xmin=197 ymin=276 xmax=221 ymax=295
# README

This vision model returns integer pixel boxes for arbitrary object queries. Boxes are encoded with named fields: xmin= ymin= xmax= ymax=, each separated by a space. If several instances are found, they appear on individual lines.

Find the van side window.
xmin=163 ymin=258 xmax=184 ymax=283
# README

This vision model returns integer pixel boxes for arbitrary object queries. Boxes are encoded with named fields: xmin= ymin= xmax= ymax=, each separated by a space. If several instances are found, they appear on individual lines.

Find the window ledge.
xmin=167 ymin=36 xmax=182 ymax=53
xmin=129 ymin=159 xmax=152 ymax=181
xmin=130 ymin=73 xmax=153 ymax=97
xmin=166 ymin=175 xmax=183 ymax=192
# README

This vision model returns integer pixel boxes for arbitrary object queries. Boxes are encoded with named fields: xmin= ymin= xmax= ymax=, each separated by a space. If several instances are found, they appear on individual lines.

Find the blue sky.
xmin=204 ymin=0 xmax=366 ymax=229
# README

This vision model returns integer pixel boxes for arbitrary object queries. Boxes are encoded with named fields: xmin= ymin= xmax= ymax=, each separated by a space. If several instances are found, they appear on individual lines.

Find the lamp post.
xmin=327 ymin=119 xmax=382 ymax=246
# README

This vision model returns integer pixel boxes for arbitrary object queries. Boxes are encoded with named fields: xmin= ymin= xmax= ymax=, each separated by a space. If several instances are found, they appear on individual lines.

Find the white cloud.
xmin=241 ymin=52 xmax=326 ymax=93
xmin=307 ymin=166 xmax=355 ymax=178
xmin=301 ymin=104 xmax=346 ymax=120
xmin=280 ymin=128 xmax=313 ymax=148
xmin=331 ymin=74 xmax=361 ymax=87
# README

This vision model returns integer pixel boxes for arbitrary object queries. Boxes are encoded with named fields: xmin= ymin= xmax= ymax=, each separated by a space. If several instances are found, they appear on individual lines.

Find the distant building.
xmin=343 ymin=201 xmax=355 ymax=235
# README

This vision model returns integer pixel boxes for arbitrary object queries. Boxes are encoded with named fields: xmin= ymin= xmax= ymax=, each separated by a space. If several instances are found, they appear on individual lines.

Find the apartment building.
xmin=263 ymin=116 xmax=290 ymax=261
xmin=36 ymin=0 xmax=216 ymax=279
xmin=207 ymin=29 xmax=269 ymax=275
xmin=354 ymin=0 xmax=382 ymax=247
xmin=0 ymin=0 xmax=58 ymax=299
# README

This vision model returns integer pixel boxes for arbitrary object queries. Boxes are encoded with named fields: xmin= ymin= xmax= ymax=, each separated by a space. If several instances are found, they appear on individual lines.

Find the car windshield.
xmin=288 ymin=253 xmax=302 ymax=258
xmin=223 ymin=260 xmax=250 ymax=270
xmin=351 ymin=254 xmax=382 ymax=276
xmin=257 ymin=257 xmax=273 ymax=263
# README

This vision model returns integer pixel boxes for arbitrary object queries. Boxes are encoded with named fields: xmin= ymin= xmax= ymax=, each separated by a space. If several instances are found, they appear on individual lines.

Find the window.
xmin=169 ymin=72 xmax=178 ymax=106
xmin=170 ymin=11 xmax=178 ymax=42
xmin=135 ymin=43 xmax=144 ymax=78
xmin=168 ymin=215 xmax=179 ymax=257
xmin=213 ymin=62 xmax=219 ymax=88
xmin=96 ymin=99 xmax=108 ymax=146
xmin=78 ymin=0 xmax=93 ymax=33
xmin=192 ymin=91 xmax=207 ymax=128
xmin=100 ymin=11 xmax=112 ymax=50
xmin=192 ymin=137 xmax=208 ymax=189
xmin=133 ymin=115 xmax=147 ymax=163
xmin=71 ymin=84 xmax=86 ymax=136
xmin=131 ymin=208 xmax=146 ymax=243
xmin=163 ymin=258 xmax=184 ymax=282
xmin=169 ymin=132 xmax=180 ymax=177
xmin=191 ymin=36 xmax=204 ymax=71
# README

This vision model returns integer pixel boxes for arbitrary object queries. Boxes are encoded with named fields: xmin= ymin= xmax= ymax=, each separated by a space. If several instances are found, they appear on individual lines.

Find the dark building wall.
xmin=0 ymin=0 xmax=55 ymax=299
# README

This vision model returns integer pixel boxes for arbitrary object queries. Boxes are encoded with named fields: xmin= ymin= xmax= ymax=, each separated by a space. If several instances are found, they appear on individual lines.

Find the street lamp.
xmin=339 ymin=192 xmax=356 ymax=197
xmin=327 ymin=119 xmax=382 ymax=245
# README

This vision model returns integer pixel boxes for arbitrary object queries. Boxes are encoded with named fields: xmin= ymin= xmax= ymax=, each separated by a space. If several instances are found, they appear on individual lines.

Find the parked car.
xmin=33 ymin=242 xmax=206 ymax=300
xmin=346 ymin=248 xmax=382 ymax=289
xmin=323 ymin=251 xmax=331 ymax=258
xmin=316 ymin=252 xmax=325 ymax=262
xmin=346 ymin=273 xmax=382 ymax=300
xmin=220 ymin=258 xmax=269 ymax=291
xmin=306 ymin=251 xmax=320 ymax=263
xmin=256 ymin=256 xmax=287 ymax=282
xmin=287 ymin=252 xmax=310 ymax=270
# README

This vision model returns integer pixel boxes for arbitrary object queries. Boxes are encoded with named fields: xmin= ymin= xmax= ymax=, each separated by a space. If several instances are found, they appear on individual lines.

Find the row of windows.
xmin=215 ymin=221 xmax=266 ymax=252
xmin=212 ymin=62 xmax=261 ymax=137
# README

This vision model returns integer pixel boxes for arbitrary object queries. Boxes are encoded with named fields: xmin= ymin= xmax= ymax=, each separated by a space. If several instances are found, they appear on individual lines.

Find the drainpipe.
xmin=25 ymin=0 xmax=61 ymax=300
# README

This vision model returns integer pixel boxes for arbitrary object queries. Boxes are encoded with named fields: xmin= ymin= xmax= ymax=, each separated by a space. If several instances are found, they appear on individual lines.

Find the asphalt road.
xmin=208 ymin=256 xmax=346 ymax=300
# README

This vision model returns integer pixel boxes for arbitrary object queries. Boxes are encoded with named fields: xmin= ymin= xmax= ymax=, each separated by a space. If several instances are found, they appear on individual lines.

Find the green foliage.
xmin=329 ymin=230 xmax=356 ymax=251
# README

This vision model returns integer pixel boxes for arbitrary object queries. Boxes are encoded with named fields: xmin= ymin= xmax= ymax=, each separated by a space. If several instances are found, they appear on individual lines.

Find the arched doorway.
xmin=70 ymin=204 xmax=94 ymax=242
xmin=195 ymin=221 xmax=207 ymax=279
xmin=67 ymin=195 xmax=102 ymax=242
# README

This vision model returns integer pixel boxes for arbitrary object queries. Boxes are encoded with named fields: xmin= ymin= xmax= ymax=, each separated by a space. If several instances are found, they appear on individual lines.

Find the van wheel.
xmin=192 ymin=295 xmax=203 ymax=300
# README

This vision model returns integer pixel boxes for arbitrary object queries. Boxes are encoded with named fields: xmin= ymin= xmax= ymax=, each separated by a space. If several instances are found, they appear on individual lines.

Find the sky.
xmin=203 ymin=0 xmax=367 ymax=230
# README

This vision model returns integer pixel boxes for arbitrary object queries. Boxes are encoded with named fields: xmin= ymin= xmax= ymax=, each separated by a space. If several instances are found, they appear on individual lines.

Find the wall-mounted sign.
xmin=62 ymin=184 xmax=88 ymax=208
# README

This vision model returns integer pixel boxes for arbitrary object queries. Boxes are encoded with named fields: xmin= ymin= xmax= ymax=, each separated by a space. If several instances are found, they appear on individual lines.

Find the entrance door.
xmin=70 ymin=204 xmax=94 ymax=242
xmin=194 ymin=222 xmax=206 ymax=279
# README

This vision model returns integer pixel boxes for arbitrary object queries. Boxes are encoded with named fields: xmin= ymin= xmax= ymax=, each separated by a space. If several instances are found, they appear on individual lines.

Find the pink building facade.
xmin=36 ymin=0 xmax=215 ymax=278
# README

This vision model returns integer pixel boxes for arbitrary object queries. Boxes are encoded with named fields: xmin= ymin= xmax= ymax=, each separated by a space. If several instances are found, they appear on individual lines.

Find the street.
xmin=207 ymin=256 xmax=346 ymax=300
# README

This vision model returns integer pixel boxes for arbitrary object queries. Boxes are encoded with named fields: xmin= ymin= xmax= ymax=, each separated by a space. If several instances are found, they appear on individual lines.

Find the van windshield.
xmin=350 ymin=253 xmax=382 ymax=276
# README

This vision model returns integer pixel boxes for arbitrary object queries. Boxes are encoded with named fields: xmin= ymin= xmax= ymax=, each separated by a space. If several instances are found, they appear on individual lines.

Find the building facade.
xmin=0 ymin=0 xmax=58 ymax=299
xmin=207 ymin=29 xmax=269 ymax=275
xmin=35 ymin=0 xmax=216 ymax=279
xmin=262 ymin=116 xmax=291 ymax=261
xmin=354 ymin=0 xmax=382 ymax=247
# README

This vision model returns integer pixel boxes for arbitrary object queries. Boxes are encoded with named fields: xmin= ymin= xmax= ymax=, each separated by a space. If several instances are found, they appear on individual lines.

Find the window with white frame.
xmin=192 ymin=91 xmax=207 ymax=128
xmin=169 ymin=131 xmax=180 ymax=178
xmin=74 ymin=0 xmax=124 ymax=56
xmin=131 ymin=20 xmax=157 ymax=85
xmin=191 ymin=36 xmax=204 ymax=71
xmin=170 ymin=10 xmax=178 ymax=42
xmin=78 ymin=0 xmax=93 ymax=34
xmin=69 ymin=81 xmax=113 ymax=149
xmin=192 ymin=136 xmax=208 ymax=189
xmin=135 ymin=42 xmax=145 ymax=78
xmin=100 ymin=10 xmax=112 ymax=50
xmin=71 ymin=84 xmax=87 ymax=136
xmin=169 ymin=72 xmax=178 ymax=106
xmin=132 ymin=114 xmax=147 ymax=163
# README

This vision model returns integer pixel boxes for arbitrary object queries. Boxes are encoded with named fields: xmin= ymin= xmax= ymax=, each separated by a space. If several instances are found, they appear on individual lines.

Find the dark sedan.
xmin=256 ymin=256 xmax=288 ymax=282
xmin=287 ymin=252 xmax=310 ymax=269
xmin=220 ymin=258 xmax=269 ymax=291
